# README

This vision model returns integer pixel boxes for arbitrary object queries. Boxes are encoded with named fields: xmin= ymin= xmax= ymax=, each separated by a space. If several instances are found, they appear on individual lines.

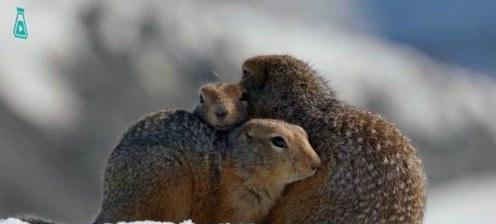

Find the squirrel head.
xmin=228 ymin=119 xmax=321 ymax=186
xmin=194 ymin=83 xmax=249 ymax=131
xmin=240 ymin=55 xmax=335 ymax=118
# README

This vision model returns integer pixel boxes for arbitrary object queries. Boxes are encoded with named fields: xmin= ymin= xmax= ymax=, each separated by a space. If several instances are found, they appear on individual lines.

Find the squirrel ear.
xmin=235 ymin=128 xmax=254 ymax=145
xmin=237 ymin=130 xmax=252 ymax=144
xmin=245 ymin=131 xmax=253 ymax=141
xmin=240 ymin=67 xmax=267 ymax=90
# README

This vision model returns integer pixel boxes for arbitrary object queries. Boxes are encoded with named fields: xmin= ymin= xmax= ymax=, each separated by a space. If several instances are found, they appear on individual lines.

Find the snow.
xmin=0 ymin=219 xmax=194 ymax=224
xmin=0 ymin=218 xmax=29 ymax=224
xmin=115 ymin=221 xmax=193 ymax=224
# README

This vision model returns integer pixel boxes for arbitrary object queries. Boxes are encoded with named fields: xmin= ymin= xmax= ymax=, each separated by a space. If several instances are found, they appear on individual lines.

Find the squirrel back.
xmin=95 ymin=110 xmax=218 ymax=223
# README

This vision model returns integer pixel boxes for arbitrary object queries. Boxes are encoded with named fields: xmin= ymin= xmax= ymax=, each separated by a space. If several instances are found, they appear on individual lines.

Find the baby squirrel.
xmin=240 ymin=55 xmax=426 ymax=224
xmin=94 ymin=82 xmax=320 ymax=223
xmin=193 ymin=82 xmax=249 ymax=131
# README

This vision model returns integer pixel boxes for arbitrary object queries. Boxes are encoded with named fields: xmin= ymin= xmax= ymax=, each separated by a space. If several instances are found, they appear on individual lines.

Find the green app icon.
xmin=13 ymin=7 xmax=28 ymax=39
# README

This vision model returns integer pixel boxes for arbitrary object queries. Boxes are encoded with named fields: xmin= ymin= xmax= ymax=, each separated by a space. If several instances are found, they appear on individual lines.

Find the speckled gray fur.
xmin=94 ymin=110 xmax=227 ymax=223
xmin=241 ymin=55 xmax=426 ymax=224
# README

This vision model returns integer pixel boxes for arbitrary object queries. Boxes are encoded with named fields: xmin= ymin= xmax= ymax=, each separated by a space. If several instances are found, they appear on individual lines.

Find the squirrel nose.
xmin=215 ymin=108 xmax=228 ymax=119
xmin=311 ymin=158 xmax=321 ymax=170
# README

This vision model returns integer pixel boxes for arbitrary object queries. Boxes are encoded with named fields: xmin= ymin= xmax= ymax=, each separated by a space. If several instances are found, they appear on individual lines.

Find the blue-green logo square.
xmin=13 ymin=7 xmax=28 ymax=39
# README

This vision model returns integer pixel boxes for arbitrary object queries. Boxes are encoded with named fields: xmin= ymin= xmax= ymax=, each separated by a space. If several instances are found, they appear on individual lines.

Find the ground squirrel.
xmin=240 ymin=55 xmax=426 ymax=224
xmin=193 ymin=82 xmax=249 ymax=131
xmin=94 ymin=110 xmax=320 ymax=223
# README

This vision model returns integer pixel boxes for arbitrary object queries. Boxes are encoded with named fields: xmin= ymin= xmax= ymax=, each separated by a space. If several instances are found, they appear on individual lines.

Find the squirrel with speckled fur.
xmin=240 ymin=55 xmax=426 ymax=224
xmin=93 ymin=81 xmax=320 ymax=223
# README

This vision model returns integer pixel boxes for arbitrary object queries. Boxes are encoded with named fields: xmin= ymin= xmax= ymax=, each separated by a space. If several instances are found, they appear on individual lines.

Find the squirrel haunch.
xmin=94 ymin=110 xmax=320 ymax=224
xmin=193 ymin=83 xmax=249 ymax=131
xmin=240 ymin=55 xmax=426 ymax=224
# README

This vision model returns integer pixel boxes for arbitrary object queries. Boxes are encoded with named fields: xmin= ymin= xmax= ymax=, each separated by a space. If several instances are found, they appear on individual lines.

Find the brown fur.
xmin=240 ymin=55 xmax=426 ymax=224
xmin=214 ymin=119 xmax=320 ymax=223
xmin=194 ymin=83 xmax=249 ymax=131
xmin=93 ymin=110 xmax=320 ymax=224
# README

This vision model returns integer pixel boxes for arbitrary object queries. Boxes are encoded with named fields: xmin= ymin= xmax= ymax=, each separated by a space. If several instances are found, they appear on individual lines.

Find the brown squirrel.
xmin=193 ymin=82 xmax=249 ymax=131
xmin=240 ymin=55 xmax=426 ymax=224
xmin=93 ymin=109 xmax=320 ymax=223
xmin=210 ymin=118 xmax=320 ymax=223
xmin=22 ymin=82 xmax=286 ymax=224
xmin=94 ymin=110 xmax=320 ymax=223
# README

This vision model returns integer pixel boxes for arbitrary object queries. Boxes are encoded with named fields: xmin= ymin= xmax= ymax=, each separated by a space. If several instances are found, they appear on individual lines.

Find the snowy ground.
xmin=424 ymin=174 xmax=496 ymax=224
xmin=0 ymin=219 xmax=194 ymax=224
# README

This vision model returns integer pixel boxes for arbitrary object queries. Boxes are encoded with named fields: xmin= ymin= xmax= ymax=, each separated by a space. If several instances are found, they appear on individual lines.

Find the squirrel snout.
xmin=311 ymin=157 xmax=321 ymax=170
xmin=215 ymin=107 xmax=228 ymax=119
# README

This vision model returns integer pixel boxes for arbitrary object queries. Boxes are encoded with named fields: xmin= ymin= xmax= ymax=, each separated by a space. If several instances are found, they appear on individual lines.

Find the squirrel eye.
xmin=199 ymin=94 xmax=204 ymax=103
xmin=240 ymin=91 xmax=249 ymax=101
xmin=271 ymin=136 xmax=287 ymax=148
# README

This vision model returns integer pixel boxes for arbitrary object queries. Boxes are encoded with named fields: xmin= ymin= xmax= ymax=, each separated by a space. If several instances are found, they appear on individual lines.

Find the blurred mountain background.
xmin=0 ymin=0 xmax=495 ymax=223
